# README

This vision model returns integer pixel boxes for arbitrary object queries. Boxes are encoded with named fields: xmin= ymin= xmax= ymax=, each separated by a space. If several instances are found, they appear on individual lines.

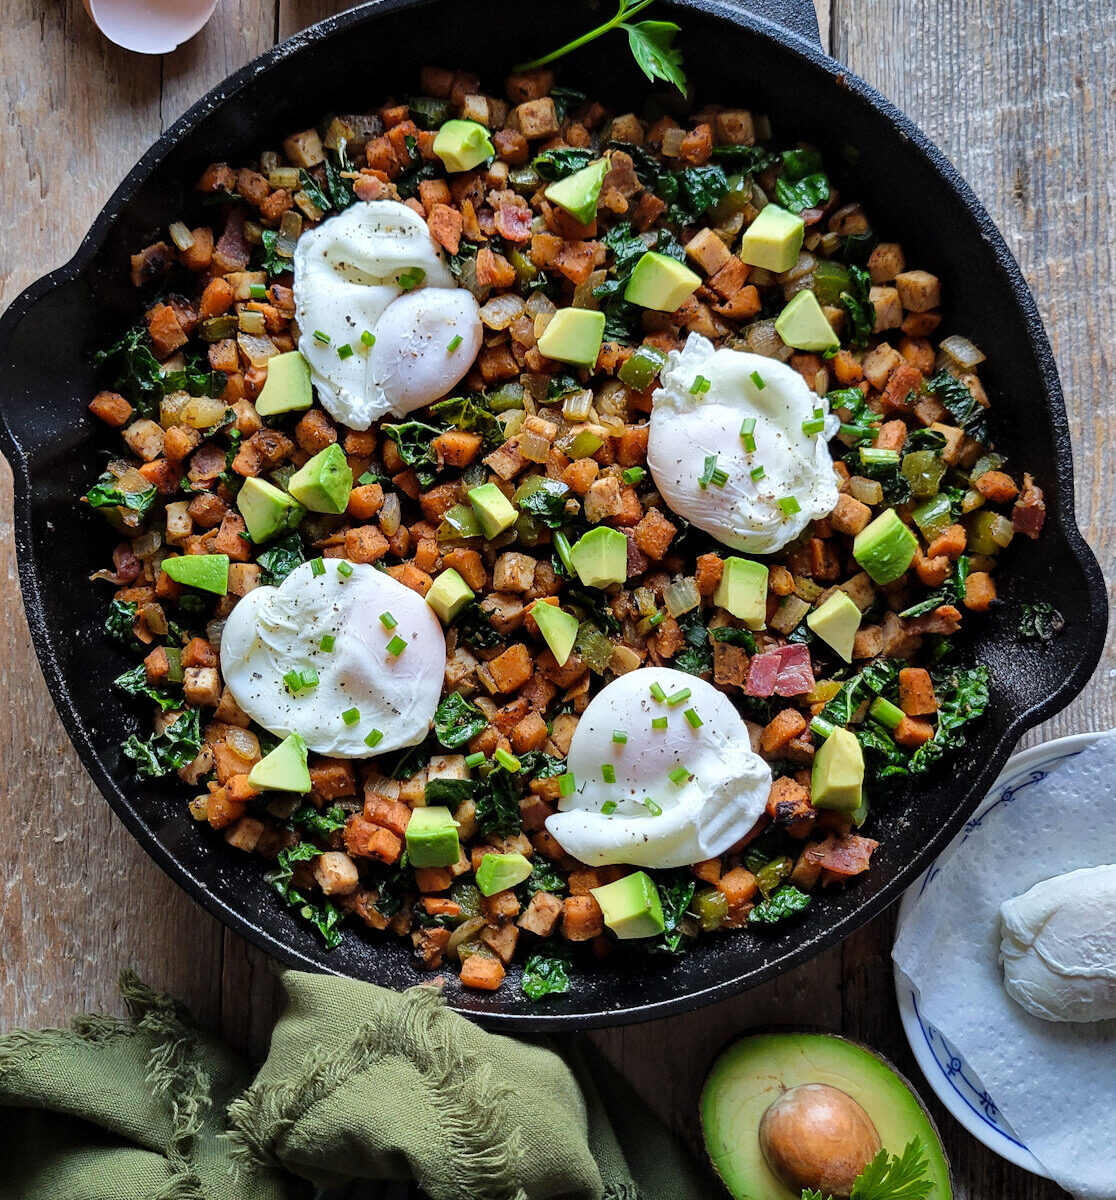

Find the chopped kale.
xmin=455 ymin=602 xmax=504 ymax=651
xmin=748 ymin=884 xmax=812 ymax=926
xmin=549 ymin=86 xmax=587 ymax=123
xmin=121 ymin=708 xmax=202 ymax=780
xmin=114 ymin=663 xmax=181 ymax=713
xmin=161 ymin=352 xmax=228 ymax=400
xmin=516 ymin=750 xmax=567 ymax=780
xmin=839 ymin=265 xmax=874 ymax=348
xmin=104 ymin=598 xmax=143 ymax=653
xmin=898 ymin=556 xmax=969 ymax=619
xmin=85 ymin=477 xmax=157 ymax=516
xmin=532 ymin=147 xmax=594 ymax=181
xmin=710 ymin=626 xmax=757 ymax=653
xmin=774 ymin=171 xmax=830 ymax=213
xmin=711 ymin=144 xmax=780 ymax=174
xmin=473 ymin=765 xmax=523 ymax=837
xmin=423 ymin=778 xmax=476 ymax=808
xmin=433 ymin=692 xmax=488 ymax=749
xmin=395 ymin=159 xmax=438 ymax=200
xmin=674 ymin=611 xmax=713 ymax=676
xmin=658 ymin=164 xmax=730 ymax=225
xmin=93 ymin=325 xmax=165 ymax=415
xmin=258 ymin=229 xmax=290 ymax=277
xmin=845 ymin=447 xmax=911 ymax=504
xmin=256 ymin=533 xmax=305 ymax=586
xmin=521 ymin=943 xmax=572 ymax=1001
xmin=323 ymin=156 xmax=357 ymax=209
xmin=1018 ymin=600 xmax=1065 ymax=643
xmin=517 ymin=860 xmax=567 ymax=903
xmin=546 ymin=373 xmax=583 ymax=402
xmin=646 ymin=869 xmax=696 ymax=954
xmin=856 ymin=720 xmax=913 ymax=792
xmin=518 ymin=480 xmax=571 ymax=529
xmin=381 ymin=420 xmax=443 ymax=486
xmin=565 ymin=586 xmax=621 ymax=636
xmin=909 ymin=665 xmax=990 ymax=774
xmin=925 ymin=370 xmax=989 ymax=443
xmin=291 ymin=804 xmax=348 ymax=838
xmin=297 ymin=169 xmax=333 ymax=215
xmin=266 ymin=841 xmax=344 ymax=949
xmin=820 ymin=659 xmax=901 ymax=726
xmin=447 ymin=242 xmax=478 ymax=281
xmin=429 ymin=394 xmax=504 ymax=448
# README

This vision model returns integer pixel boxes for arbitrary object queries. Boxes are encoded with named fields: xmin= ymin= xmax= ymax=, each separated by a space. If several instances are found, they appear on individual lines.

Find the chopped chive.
xmin=386 ymin=634 xmax=408 ymax=656
xmin=689 ymin=374 xmax=711 ymax=394
xmin=869 ymin=696 xmax=905 ymax=730
xmin=364 ymin=728 xmax=384 ymax=749
xmin=814 ymin=406 xmax=824 ymax=417
xmin=647 ymin=611 xmax=664 ymax=629
xmin=666 ymin=688 xmax=692 ymax=707
xmin=740 ymin=417 xmax=757 ymax=454
xmin=622 ymin=466 xmax=646 ymax=485
xmin=699 ymin=454 xmax=723 ymax=490
xmin=644 ymin=798 xmax=663 ymax=816
xmin=397 ymin=266 xmax=425 ymax=291
xmin=684 ymin=707 xmax=703 ymax=729
xmin=750 ymin=465 xmax=766 ymax=482
xmin=668 ymin=764 xmax=691 ymax=785
xmin=859 ymin=447 xmax=900 ymax=466
xmin=319 ymin=634 xmax=336 ymax=652
xmin=310 ymin=557 xmax=325 ymax=577
xmin=558 ymin=772 xmax=576 ymax=798
xmin=465 ymin=751 xmax=486 ymax=768
xmin=494 ymin=748 xmax=521 ymax=772
xmin=652 ymin=716 xmax=668 ymax=730
xmin=283 ymin=670 xmax=302 ymax=692
xmin=602 ymin=764 xmax=617 ymax=784
xmin=337 ymin=342 xmax=354 ymax=360
xmin=601 ymin=800 xmax=618 ymax=815
xmin=552 ymin=531 xmax=575 ymax=575
xmin=649 ymin=682 xmax=667 ymax=702
xmin=778 ymin=496 xmax=802 ymax=516
xmin=710 ymin=466 xmax=729 ymax=488
xmin=360 ymin=330 xmax=376 ymax=347
xmin=299 ymin=667 xmax=319 ymax=689
xmin=750 ymin=370 xmax=766 ymax=390
xmin=337 ymin=561 xmax=354 ymax=578
xmin=743 ymin=434 xmax=757 ymax=453
xmin=380 ymin=611 xmax=398 ymax=630
xmin=249 ymin=282 xmax=268 ymax=300
xmin=447 ymin=334 xmax=463 ymax=352
xmin=313 ymin=330 xmax=331 ymax=345
xmin=612 ymin=729 xmax=628 ymax=744
xmin=342 ymin=707 xmax=360 ymax=726
xmin=801 ymin=416 xmax=825 ymax=435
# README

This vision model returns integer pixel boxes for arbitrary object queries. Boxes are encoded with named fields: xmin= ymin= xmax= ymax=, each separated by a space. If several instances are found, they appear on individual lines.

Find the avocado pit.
xmin=758 ymin=1083 xmax=882 ymax=1198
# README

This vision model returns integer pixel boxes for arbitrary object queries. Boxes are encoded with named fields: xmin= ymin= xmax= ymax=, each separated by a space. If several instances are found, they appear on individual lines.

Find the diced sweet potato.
xmin=973 ymin=470 xmax=1019 ymax=504
xmin=717 ymin=866 xmax=759 ymax=908
xmin=433 ymin=429 xmax=483 ymax=468
xmin=695 ymin=553 xmax=724 ymax=597
xmin=963 ymin=570 xmax=997 ymax=612
xmin=459 ymin=954 xmax=505 ymax=991
xmin=766 ymin=776 xmax=814 ymax=829
xmin=88 ymin=390 xmax=133 ymax=427
xmin=488 ymin=643 xmax=533 ymax=693
xmin=926 ymin=524 xmax=967 ymax=560
xmin=345 ymin=818 xmax=401 ymax=863
xmin=310 ymin=759 xmax=357 ymax=801
xmin=632 ymin=507 xmax=677 ymax=560
xmin=345 ymin=524 xmax=389 ymax=564
xmin=894 ymin=715 xmax=934 ymax=749
xmin=561 ymin=895 xmax=604 ymax=941
xmin=760 ymin=709 xmax=808 ymax=755
xmin=898 ymin=667 xmax=937 ymax=715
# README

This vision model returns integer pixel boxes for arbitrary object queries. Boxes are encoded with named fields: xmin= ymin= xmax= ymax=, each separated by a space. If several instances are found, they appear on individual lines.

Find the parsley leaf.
xmin=850 ymin=1137 xmax=933 ymax=1200
xmin=121 ymin=708 xmax=202 ymax=780
xmin=748 ymin=884 xmax=812 ymax=926
xmin=433 ymin=692 xmax=488 ymax=749
xmin=521 ymin=943 xmax=573 ymax=1001
xmin=256 ymin=533 xmax=305 ymax=586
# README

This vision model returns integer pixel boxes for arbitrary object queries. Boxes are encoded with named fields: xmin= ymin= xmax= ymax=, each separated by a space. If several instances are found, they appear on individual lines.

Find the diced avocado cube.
xmin=475 ymin=851 xmax=533 ymax=896
xmin=287 ymin=443 xmax=353 ymax=514
xmin=405 ymin=805 xmax=461 ymax=868
xmin=738 ymin=203 xmax=805 ymax=273
xmin=544 ymin=158 xmax=608 ymax=225
xmin=852 ymin=509 xmax=918 ymax=585
xmin=162 ymin=553 xmax=229 ymax=595
xmin=806 ymin=590 xmax=862 ymax=662
xmin=254 ymin=350 xmax=312 ymax=417
xmin=591 ymin=871 xmax=666 ymax=939
xmin=432 ymin=119 xmax=494 ymax=173
xmin=811 ymin=726 xmax=865 ymax=811
xmin=774 ymin=289 xmax=840 ymax=353
xmin=236 ymin=476 xmax=306 ymax=544
xmin=536 ymin=308 xmax=606 ymax=367
xmin=569 ymin=526 xmax=628 ymax=589
xmin=247 ymin=732 xmax=310 ymax=793
xmin=467 ymin=482 xmax=517 ymax=539
xmin=623 ymin=251 xmax=702 ymax=312
xmin=714 ymin=557 xmax=768 ymax=629
xmin=531 ymin=601 xmax=580 ymax=667
xmin=426 ymin=568 xmax=475 ymax=624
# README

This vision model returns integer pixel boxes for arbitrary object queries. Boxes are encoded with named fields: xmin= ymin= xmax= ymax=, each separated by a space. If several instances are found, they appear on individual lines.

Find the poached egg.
xmin=545 ymin=667 xmax=771 ymax=869
xmin=293 ymin=200 xmax=482 ymax=430
xmin=647 ymin=333 xmax=840 ymax=555
xmin=220 ymin=559 xmax=446 ymax=758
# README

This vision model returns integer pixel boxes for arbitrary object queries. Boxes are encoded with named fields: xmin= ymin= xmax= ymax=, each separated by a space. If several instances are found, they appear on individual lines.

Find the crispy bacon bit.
xmin=1012 ymin=472 xmax=1046 ymax=539
xmin=804 ymin=833 xmax=879 ymax=879
xmin=745 ymin=644 xmax=817 ymax=698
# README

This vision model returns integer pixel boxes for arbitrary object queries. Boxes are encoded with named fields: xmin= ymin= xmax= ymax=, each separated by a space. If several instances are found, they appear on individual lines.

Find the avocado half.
xmin=701 ymin=1032 xmax=952 ymax=1200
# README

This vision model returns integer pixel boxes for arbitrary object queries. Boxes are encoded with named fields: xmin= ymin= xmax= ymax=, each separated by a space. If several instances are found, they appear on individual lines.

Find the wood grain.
xmin=0 ymin=2 xmax=1107 ymax=1195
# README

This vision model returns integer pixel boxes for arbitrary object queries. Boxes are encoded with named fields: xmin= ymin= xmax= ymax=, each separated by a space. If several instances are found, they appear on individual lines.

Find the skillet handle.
xmin=721 ymin=0 xmax=821 ymax=46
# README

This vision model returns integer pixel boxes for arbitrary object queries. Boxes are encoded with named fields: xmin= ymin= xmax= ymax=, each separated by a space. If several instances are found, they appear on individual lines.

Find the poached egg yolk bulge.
xmin=293 ymin=200 xmax=482 ymax=430
xmin=647 ymin=333 xmax=840 ymax=556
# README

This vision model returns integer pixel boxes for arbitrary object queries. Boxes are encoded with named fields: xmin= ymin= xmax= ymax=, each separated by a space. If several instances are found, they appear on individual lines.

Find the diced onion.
xmin=779 ymin=252 xmax=817 ymax=285
xmin=183 ymin=394 xmax=229 ymax=429
xmin=562 ymin=390 xmax=594 ymax=423
xmin=572 ymin=270 xmax=607 ymax=310
xmin=661 ymin=127 xmax=686 ymax=157
xmin=848 ymin=476 xmax=884 ymax=506
xmin=769 ymin=595 xmax=811 ymax=635
xmin=159 ymin=391 xmax=191 ymax=429
xmin=139 ymin=602 xmax=168 ymax=637
xmin=379 ymin=493 xmax=401 ymax=537
xmin=938 ymin=334 xmax=986 ymax=371
xmin=259 ymin=150 xmax=281 ymax=175
xmin=168 ymin=221 xmax=195 ymax=251
xmin=131 ymin=530 xmax=162 ymax=559
xmin=502 ymin=410 xmax=526 ymax=438
xmin=632 ymin=587 xmax=657 ymax=617
xmin=276 ymin=210 xmax=303 ymax=258
xmin=989 ymin=514 xmax=1015 ymax=548
xmin=238 ymin=310 xmax=266 ymax=336
xmin=243 ymin=220 xmax=263 ymax=246
xmin=226 ymin=727 xmax=261 ymax=762
xmin=206 ymin=618 xmax=226 ymax=647
xmin=663 ymin=578 xmax=700 ymax=617
xmin=479 ymin=293 xmax=527 ymax=330
xmin=745 ymin=318 xmax=793 ymax=361
xmin=237 ymin=332 xmax=279 ymax=368
xmin=447 ymin=917 xmax=486 ymax=962
xmin=524 ymin=291 xmax=557 ymax=319
xmin=269 ymin=167 xmax=300 ymax=190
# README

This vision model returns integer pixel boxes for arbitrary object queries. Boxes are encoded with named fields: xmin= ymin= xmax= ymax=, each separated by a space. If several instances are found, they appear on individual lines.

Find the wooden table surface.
xmin=2 ymin=2 xmax=1112 ymax=1195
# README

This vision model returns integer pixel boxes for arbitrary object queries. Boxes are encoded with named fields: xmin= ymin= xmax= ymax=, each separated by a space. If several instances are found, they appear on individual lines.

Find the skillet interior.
xmin=0 ymin=0 xmax=1105 ymax=1028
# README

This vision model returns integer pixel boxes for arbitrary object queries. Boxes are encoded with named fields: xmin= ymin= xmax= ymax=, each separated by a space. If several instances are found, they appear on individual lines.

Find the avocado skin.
xmin=701 ymin=1031 xmax=953 ymax=1200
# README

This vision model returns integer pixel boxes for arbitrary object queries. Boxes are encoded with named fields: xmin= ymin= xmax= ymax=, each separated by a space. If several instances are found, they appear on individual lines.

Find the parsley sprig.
xmin=802 ymin=1137 xmax=934 ymax=1200
xmin=515 ymin=0 xmax=687 ymax=95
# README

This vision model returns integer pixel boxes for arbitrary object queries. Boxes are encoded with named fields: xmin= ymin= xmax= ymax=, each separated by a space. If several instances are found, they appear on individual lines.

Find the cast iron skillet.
xmin=0 ymin=0 xmax=1105 ymax=1029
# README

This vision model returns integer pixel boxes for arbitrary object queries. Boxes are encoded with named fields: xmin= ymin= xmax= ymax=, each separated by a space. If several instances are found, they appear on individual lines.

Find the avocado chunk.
xmin=623 ymin=251 xmax=702 ymax=312
xmin=702 ymin=1032 xmax=953 ymax=1200
xmin=536 ymin=308 xmax=606 ymax=367
xmin=738 ymin=204 xmax=805 ymax=273
xmin=714 ymin=557 xmax=769 ymax=629
xmin=544 ymin=158 xmax=608 ymax=225
xmin=247 ymin=732 xmax=311 ymax=793
xmin=475 ymin=851 xmax=533 ymax=896
xmin=467 ymin=482 xmax=517 ymax=539
xmin=405 ymin=806 xmax=461 ymax=869
xmin=162 ymin=553 xmax=229 ymax=595
xmin=853 ymin=509 xmax=918 ymax=585
xmin=236 ymin=476 xmax=306 ymax=544
xmin=426 ymin=568 xmax=475 ymax=624
xmin=432 ymin=119 xmax=494 ymax=172
xmin=287 ymin=443 xmax=353 ymax=515
xmin=254 ymin=350 xmax=312 ymax=417
xmin=806 ymin=591 xmax=862 ymax=662
xmin=811 ymin=726 xmax=865 ymax=811
xmin=569 ymin=526 xmax=628 ymax=589
xmin=591 ymin=871 xmax=666 ymax=939
xmin=530 ymin=601 xmax=580 ymax=667
xmin=774 ymin=289 xmax=840 ymax=353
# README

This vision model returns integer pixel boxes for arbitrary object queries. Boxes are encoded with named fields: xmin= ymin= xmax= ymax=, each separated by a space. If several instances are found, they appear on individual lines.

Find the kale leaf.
xmin=473 ymin=765 xmax=523 ymax=837
xmin=258 ymin=229 xmax=290 ymax=277
xmin=924 ymin=371 xmax=989 ymax=443
xmin=266 ymin=841 xmax=344 ymax=949
xmin=161 ymin=352 xmax=228 ymax=400
xmin=93 ymin=325 xmax=165 ymax=415
xmin=298 ymin=169 xmax=333 ymax=215
xmin=424 ymin=778 xmax=476 ymax=808
xmin=909 ymin=665 xmax=990 ymax=775
xmin=517 ymin=480 xmax=571 ymax=529
xmin=899 ymin=556 xmax=969 ymax=619
xmin=845 ymin=447 xmax=911 ymax=504
xmin=532 ymin=147 xmax=594 ymax=181
xmin=711 ymin=144 xmax=780 ymax=174
xmin=839 ymin=265 xmax=874 ymax=349
xmin=256 ymin=533 xmax=305 ymax=586
xmin=565 ymin=586 xmax=621 ymax=636
xmin=104 ymin=598 xmax=143 ymax=653
xmin=774 ymin=172 xmax=830 ymax=213
xmin=550 ymin=86 xmax=588 ymax=123
xmin=658 ymin=164 xmax=730 ymax=224
xmin=856 ymin=720 xmax=912 ymax=792
xmin=521 ymin=943 xmax=573 ymax=1001
xmin=710 ymin=626 xmax=757 ymax=653
xmin=647 ymin=869 xmax=696 ymax=953
xmin=517 ymin=859 xmax=567 ymax=903
xmin=291 ymin=804 xmax=348 ymax=838
xmin=747 ymin=884 xmax=812 ymax=926
xmin=121 ymin=708 xmax=202 ymax=780
xmin=674 ymin=611 xmax=713 ymax=677
xmin=429 ymin=394 xmax=504 ymax=448
xmin=1018 ymin=600 xmax=1065 ymax=643
xmin=323 ymin=157 xmax=357 ymax=210
xmin=820 ymin=659 xmax=900 ymax=726
xmin=114 ymin=663 xmax=181 ymax=713
xmin=433 ymin=692 xmax=488 ymax=749
xmin=455 ymin=602 xmax=504 ymax=650
xmin=382 ymin=420 xmax=443 ymax=486
xmin=86 ymin=477 xmax=157 ymax=516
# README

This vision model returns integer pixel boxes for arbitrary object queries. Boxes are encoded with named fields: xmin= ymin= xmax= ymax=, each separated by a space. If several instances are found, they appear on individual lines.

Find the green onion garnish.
xmin=313 ymin=330 xmax=331 ymax=345
xmin=397 ymin=266 xmax=425 ymax=292
xmin=249 ymin=282 xmax=268 ymax=300
xmin=666 ymin=688 xmax=691 ymax=707
xmin=360 ymin=330 xmax=375 ymax=347
xmin=711 ymin=465 xmax=728 ymax=487
xmin=380 ymin=612 xmax=397 ymax=630
xmin=859 ymin=447 xmax=901 ymax=466
xmin=465 ymin=751 xmax=486 ymax=768
xmin=650 ymin=682 xmax=667 ymax=702
xmin=494 ymin=748 xmax=521 ymax=772
xmin=601 ymin=800 xmax=618 ymax=815
xmin=778 ymin=496 xmax=802 ymax=516
xmin=644 ymin=798 xmax=663 ymax=816
xmin=299 ymin=667 xmax=319 ymax=689
xmin=364 ymin=728 xmax=384 ymax=749
xmin=699 ymin=454 xmax=726 ymax=490
xmin=342 ymin=707 xmax=360 ymax=726
xmin=809 ymin=716 xmax=835 ymax=739
xmin=320 ymin=634 xmax=336 ymax=652
xmin=689 ymin=374 xmax=712 ymax=395
xmin=750 ymin=370 xmax=765 ymax=390
xmin=337 ymin=561 xmax=354 ymax=578
xmin=751 ymin=465 xmax=766 ymax=481
xmin=652 ymin=716 xmax=668 ymax=730
xmin=283 ymin=670 xmax=302 ymax=692
xmin=552 ymin=531 xmax=575 ymax=575
xmin=647 ymin=611 xmax=664 ymax=629
xmin=740 ymin=417 xmax=757 ymax=453
xmin=622 ymin=466 xmax=646 ymax=485
xmin=310 ymin=558 xmax=325 ymax=577
xmin=337 ymin=343 xmax=354 ymax=360
xmin=684 ymin=708 xmax=703 ymax=729
xmin=558 ymin=772 xmax=576 ymax=798
xmin=602 ymin=764 xmax=616 ymax=783
xmin=386 ymin=635 xmax=407 ymax=656
xmin=612 ymin=729 xmax=628 ymax=744
xmin=447 ymin=334 xmax=463 ymax=352
xmin=668 ymin=764 xmax=691 ymax=785
xmin=801 ymin=416 xmax=825 ymax=436
xmin=869 ymin=696 xmax=905 ymax=730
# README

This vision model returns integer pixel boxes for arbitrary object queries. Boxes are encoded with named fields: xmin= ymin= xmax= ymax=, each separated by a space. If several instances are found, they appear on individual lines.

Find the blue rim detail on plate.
xmin=894 ymin=731 xmax=1108 ymax=1180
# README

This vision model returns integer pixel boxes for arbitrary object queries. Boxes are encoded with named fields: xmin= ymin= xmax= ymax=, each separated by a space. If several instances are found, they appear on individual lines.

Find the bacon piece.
xmin=1012 ymin=472 xmax=1046 ymax=539
xmin=805 ymin=833 xmax=879 ymax=879
xmin=213 ymin=209 xmax=251 ymax=273
xmin=773 ymin=643 xmax=816 ymax=697
xmin=494 ymin=202 xmax=532 ymax=243
xmin=744 ymin=650 xmax=782 ymax=697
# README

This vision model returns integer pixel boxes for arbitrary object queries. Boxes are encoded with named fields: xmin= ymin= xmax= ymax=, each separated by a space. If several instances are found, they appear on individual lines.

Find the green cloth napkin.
xmin=0 ymin=970 xmax=714 ymax=1200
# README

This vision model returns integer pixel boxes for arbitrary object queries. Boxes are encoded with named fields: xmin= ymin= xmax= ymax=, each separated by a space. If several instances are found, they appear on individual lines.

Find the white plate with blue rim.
xmin=892 ymin=729 xmax=1106 ymax=1180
